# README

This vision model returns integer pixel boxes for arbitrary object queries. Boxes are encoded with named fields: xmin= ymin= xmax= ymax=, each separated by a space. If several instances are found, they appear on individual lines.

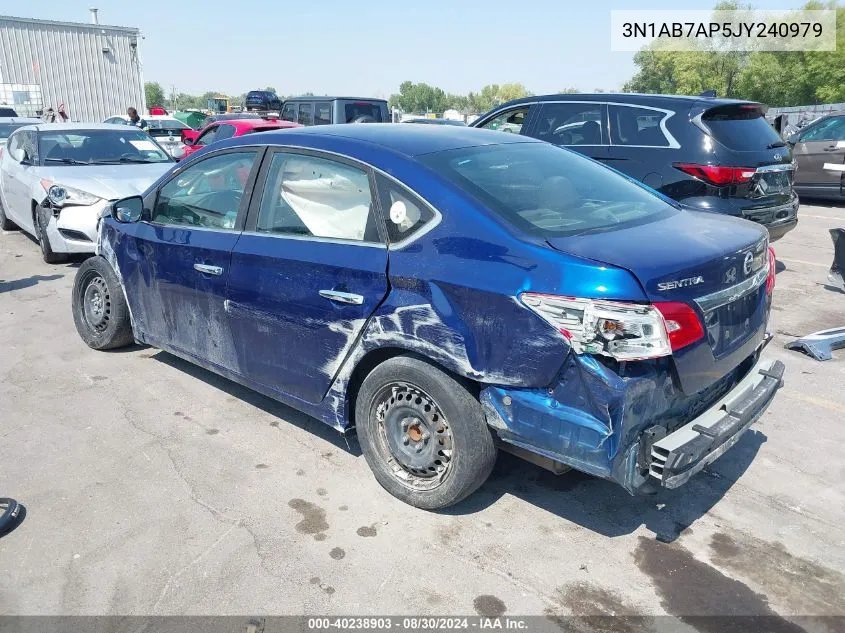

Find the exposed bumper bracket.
xmin=649 ymin=358 xmax=784 ymax=488
xmin=785 ymin=327 xmax=845 ymax=362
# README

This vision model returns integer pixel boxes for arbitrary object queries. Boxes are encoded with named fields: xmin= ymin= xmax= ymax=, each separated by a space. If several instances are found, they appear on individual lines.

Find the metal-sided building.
xmin=0 ymin=12 xmax=144 ymax=122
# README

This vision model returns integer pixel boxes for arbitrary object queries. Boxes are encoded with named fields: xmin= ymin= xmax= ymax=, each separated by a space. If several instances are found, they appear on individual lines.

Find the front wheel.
xmin=35 ymin=204 xmax=67 ymax=264
xmin=355 ymin=355 xmax=497 ymax=509
xmin=72 ymin=256 xmax=134 ymax=350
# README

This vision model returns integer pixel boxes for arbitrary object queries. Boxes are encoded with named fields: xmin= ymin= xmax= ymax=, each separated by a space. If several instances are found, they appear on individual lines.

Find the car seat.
xmin=579 ymin=120 xmax=601 ymax=144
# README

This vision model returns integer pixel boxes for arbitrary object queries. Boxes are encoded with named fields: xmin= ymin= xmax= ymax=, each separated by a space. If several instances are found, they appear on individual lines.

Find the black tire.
xmin=34 ymin=204 xmax=67 ymax=264
xmin=0 ymin=199 xmax=17 ymax=230
xmin=72 ymin=256 xmax=134 ymax=350
xmin=355 ymin=355 xmax=497 ymax=509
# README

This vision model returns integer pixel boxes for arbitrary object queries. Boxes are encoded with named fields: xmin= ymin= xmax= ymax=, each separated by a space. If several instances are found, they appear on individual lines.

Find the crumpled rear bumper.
xmin=648 ymin=357 xmax=784 ymax=488
xmin=481 ymin=343 xmax=783 ymax=493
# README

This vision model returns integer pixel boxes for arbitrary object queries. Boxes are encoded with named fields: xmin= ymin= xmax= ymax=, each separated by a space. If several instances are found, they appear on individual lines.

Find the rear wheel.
xmin=72 ymin=256 xmax=134 ymax=350
xmin=355 ymin=355 xmax=497 ymax=509
xmin=34 ymin=204 xmax=66 ymax=264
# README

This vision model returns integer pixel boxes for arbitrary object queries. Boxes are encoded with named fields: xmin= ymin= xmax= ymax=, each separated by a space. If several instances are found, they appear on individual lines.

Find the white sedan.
xmin=0 ymin=123 xmax=174 ymax=263
xmin=104 ymin=114 xmax=190 ymax=158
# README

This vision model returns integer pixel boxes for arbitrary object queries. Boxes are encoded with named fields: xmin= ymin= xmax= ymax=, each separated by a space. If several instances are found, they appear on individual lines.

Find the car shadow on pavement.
xmin=151 ymin=351 xmax=363 ymax=456
xmin=143 ymin=349 xmax=763 ymax=540
xmin=0 ymin=274 xmax=63 ymax=293
xmin=447 ymin=429 xmax=767 ymax=543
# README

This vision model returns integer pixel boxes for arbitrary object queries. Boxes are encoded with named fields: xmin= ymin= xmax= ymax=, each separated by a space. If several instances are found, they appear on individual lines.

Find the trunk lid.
xmin=547 ymin=210 xmax=770 ymax=393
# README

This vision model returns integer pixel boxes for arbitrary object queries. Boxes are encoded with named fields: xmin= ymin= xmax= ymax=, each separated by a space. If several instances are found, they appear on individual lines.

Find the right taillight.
xmin=766 ymin=246 xmax=776 ymax=295
xmin=520 ymin=293 xmax=704 ymax=361
xmin=674 ymin=163 xmax=757 ymax=186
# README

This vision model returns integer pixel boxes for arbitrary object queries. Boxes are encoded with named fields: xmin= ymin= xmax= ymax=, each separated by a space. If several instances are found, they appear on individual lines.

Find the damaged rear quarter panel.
xmin=321 ymin=174 xmax=648 ymax=430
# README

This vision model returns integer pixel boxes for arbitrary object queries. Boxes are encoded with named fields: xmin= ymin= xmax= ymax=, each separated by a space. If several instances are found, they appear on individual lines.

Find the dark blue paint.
xmin=100 ymin=124 xmax=772 ymax=492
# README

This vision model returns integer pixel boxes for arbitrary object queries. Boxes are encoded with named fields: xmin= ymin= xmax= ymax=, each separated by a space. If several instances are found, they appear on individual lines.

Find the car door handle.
xmin=194 ymin=263 xmax=223 ymax=276
xmin=824 ymin=146 xmax=840 ymax=151
xmin=319 ymin=290 xmax=364 ymax=305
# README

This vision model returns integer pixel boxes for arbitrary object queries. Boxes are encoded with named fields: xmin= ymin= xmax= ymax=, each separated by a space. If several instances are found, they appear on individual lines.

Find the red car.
xmin=178 ymin=117 xmax=301 ymax=160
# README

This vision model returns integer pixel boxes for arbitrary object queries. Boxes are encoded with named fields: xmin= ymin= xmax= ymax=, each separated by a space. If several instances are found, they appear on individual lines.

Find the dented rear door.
xmin=225 ymin=149 xmax=388 ymax=404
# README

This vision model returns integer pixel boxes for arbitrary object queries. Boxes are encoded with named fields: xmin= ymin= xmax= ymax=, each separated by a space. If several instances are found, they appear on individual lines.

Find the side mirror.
xmin=113 ymin=196 xmax=144 ymax=223
xmin=10 ymin=147 xmax=27 ymax=163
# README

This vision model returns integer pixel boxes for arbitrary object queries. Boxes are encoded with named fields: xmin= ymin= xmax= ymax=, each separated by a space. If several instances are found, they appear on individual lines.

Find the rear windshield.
xmin=703 ymin=105 xmax=784 ymax=150
xmin=247 ymin=92 xmax=271 ymax=100
xmin=343 ymin=101 xmax=385 ymax=123
xmin=0 ymin=108 xmax=17 ymax=117
xmin=420 ymin=143 xmax=675 ymax=237
xmin=145 ymin=120 xmax=189 ymax=133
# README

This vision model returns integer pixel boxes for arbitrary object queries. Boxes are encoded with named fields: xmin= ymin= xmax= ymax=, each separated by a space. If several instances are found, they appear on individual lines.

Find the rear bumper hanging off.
xmin=648 ymin=357 xmax=785 ymax=488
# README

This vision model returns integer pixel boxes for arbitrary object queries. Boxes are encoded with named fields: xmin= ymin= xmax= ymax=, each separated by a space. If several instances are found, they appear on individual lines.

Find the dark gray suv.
xmin=472 ymin=93 xmax=798 ymax=241
xmin=280 ymin=97 xmax=389 ymax=126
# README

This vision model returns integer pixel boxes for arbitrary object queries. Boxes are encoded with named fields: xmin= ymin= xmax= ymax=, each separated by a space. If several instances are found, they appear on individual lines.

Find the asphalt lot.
xmin=0 ymin=204 xmax=844 ymax=621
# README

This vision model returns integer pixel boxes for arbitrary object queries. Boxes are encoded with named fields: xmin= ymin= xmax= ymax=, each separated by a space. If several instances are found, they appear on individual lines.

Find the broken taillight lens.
xmin=520 ymin=294 xmax=705 ymax=360
xmin=673 ymin=163 xmax=757 ymax=186
xmin=766 ymin=246 xmax=776 ymax=295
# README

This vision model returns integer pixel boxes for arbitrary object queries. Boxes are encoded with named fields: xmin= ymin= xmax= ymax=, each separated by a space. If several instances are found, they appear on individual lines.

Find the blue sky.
xmin=30 ymin=0 xmax=802 ymax=97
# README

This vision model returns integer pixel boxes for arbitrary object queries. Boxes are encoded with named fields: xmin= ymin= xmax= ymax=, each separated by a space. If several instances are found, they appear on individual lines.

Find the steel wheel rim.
xmin=372 ymin=381 xmax=454 ymax=491
xmin=82 ymin=274 xmax=110 ymax=333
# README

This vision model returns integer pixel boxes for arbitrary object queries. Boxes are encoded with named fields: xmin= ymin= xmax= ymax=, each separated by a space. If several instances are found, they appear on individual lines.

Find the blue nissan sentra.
xmin=71 ymin=124 xmax=784 ymax=509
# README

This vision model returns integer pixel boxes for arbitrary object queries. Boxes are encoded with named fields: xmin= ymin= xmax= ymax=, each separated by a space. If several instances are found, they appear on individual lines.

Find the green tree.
xmin=144 ymin=82 xmax=165 ymax=108
xmin=265 ymin=86 xmax=277 ymax=94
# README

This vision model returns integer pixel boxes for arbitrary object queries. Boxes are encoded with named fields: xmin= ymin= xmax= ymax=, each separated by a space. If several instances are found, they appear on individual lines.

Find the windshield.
xmin=145 ymin=119 xmax=189 ymax=131
xmin=0 ymin=122 xmax=30 ymax=139
xmin=420 ymin=142 xmax=675 ymax=237
xmin=38 ymin=129 xmax=173 ymax=165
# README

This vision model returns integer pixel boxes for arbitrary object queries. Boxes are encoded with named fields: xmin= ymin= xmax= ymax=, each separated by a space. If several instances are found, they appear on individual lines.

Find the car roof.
xmin=284 ymin=96 xmax=388 ymax=103
xmin=490 ymin=92 xmax=758 ymax=108
xmin=222 ymin=123 xmax=538 ymax=157
xmin=0 ymin=117 xmax=41 ymax=123
xmin=225 ymin=118 xmax=301 ymax=130
xmin=29 ymin=122 xmax=149 ymax=131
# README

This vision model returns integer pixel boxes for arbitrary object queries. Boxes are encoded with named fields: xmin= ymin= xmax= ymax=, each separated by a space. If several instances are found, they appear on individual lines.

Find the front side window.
xmin=152 ymin=151 xmax=257 ymax=229
xmin=281 ymin=103 xmax=296 ymax=122
xmin=420 ymin=142 xmax=674 ymax=237
xmin=532 ymin=103 xmax=606 ymax=145
xmin=800 ymin=116 xmax=845 ymax=142
xmin=609 ymin=105 xmax=670 ymax=147
xmin=478 ymin=107 xmax=529 ymax=135
xmin=38 ymin=129 xmax=170 ymax=164
xmin=195 ymin=126 xmax=218 ymax=147
xmin=256 ymin=152 xmax=378 ymax=242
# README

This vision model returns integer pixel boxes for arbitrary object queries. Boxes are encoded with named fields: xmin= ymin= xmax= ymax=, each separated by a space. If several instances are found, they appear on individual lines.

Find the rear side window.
xmin=343 ymin=101 xmax=384 ymax=123
xmin=298 ymin=103 xmax=314 ymax=126
xmin=420 ymin=142 xmax=674 ymax=237
xmin=702 ymin=105 xmax=783 ymax=150
xmin=256 ymin=152 xmax=379 ymax=242
xmin=609 ymin=105 xmax=671 ymax=147
xmin=375 ymin=174 xmax=435 ymax=244
xmin=532 ymin=103 xmax=605 ymax=145
xmin=314 ymin=102 xmax=331 ymax=125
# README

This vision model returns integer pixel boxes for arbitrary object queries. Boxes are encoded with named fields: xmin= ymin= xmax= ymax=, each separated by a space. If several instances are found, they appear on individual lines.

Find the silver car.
xmin=0 ymin=123 xmax=173 ymax=263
